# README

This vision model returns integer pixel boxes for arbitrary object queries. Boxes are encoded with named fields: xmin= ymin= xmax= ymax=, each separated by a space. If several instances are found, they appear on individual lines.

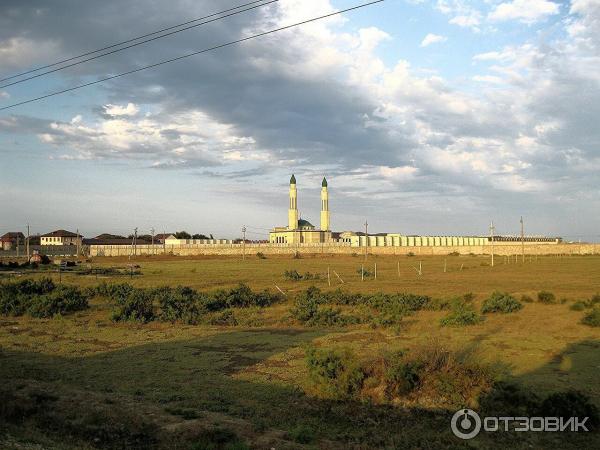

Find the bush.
xmin=539 ymin=391 xmax=599 ymax=430
xmin=209 ymin=309 xmax=238 ymax=326
xmin=0 ymin=278 xmax=88 ymax=318
xmin=481 ymin=292 xmax=523 ymax=314
xmin=480 ymin=382 xmax=541 ymax=417
xmin=589 ymin=294 xmax=600 ymax=307
xmin=537 ymin=290 xmax=556 ymax=304
xmin=283 ymin=269 xmax=302 ymax=281
xmin=384 ymin=351 xmax=422 ymax=396
xmin=520 ymin=294 xmax=534 ymax=303
xmin=111 ymin=289 xmax=155 ymax=323
xmin=357 ymin=267 xmax=374 ymax=278
xmin=581 ymin=307 xmax=600 ymax=327
xmin=570 ymin=301 xmax=588 ymax=311
xmin=94 ymin=282 xmax=135 ymax=300
xmin=27 ymin=285 xmax=89 ymax=318
xmin=256 ymin=252 xmax=266 ymax=259
xmin=305 ymin=347 xmax=365 ymax=400
xmin=154 ymin=286 xmax=203 ymax=324
xmin=283 ymin=270 xmax=320 ymax=281
xmin=448 ymin=251 xmax=460 ymax=256
xmin=440 ymin=300 xmax=483 ymax=327
xmin=288 ymin=424 xmax=315 ymax=444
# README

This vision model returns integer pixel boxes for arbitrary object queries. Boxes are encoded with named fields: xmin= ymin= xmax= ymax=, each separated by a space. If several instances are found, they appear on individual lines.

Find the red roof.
xmin=1 ymin=232 xmax=25 ymax=242
xmin=41 ymin=229 xmax=80 ymax=238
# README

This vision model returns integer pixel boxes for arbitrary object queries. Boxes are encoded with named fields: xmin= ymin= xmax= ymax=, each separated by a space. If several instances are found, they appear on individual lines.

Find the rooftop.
xmin=41 ymin=229 xmax=80 ymax=238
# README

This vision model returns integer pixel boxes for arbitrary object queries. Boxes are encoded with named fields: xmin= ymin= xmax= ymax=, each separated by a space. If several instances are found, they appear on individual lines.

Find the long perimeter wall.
xmin=89 ymin=243 xmax=600 ymax=257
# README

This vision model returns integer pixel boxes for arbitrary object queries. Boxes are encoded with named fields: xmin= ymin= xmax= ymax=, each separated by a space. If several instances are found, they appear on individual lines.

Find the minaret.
xmin=288 ymin=174 xmax=298 ymax=230
xmin=320 ymin=177 xmax=330 ymax=231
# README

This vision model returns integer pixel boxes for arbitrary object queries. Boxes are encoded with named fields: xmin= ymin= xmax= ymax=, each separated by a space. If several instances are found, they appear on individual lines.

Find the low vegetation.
xmin=481 ymin=291 xmax=523 ymax=314
xmin=305 ymin=342 xmax=496 ymax=410
xmin=440 ymin=298 xmax=483 ymax=327
xmin=101 ymin=282 xmax=281 ymax=325
xmin=0 ymin=277 xmax=88 ymax=318
xmin=282 ymin=269 xmax=321 ymax=281
xmin=582 ymin=307 xmax=600 ymax=327
xmin=537 ymin=290 xmax=556 ymax=304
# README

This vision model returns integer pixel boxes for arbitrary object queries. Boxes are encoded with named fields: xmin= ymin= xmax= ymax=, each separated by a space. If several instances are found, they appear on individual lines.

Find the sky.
xmin=0 ymin=0 xmax=599 ymax=242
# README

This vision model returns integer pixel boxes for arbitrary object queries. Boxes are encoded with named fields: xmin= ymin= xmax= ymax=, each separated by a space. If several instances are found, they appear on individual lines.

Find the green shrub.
xmin=287 ymin=424 xmax=315 ymax=444
xmin=305 ymin=347 xmax=365 ymax=400
xmin=292 ymin=287 xmax=359 ymax=326
xmin=581 ymin=307 xmax=600 ymax=327
xmin=283 ymin=270 xmax=320 ymax=281
xmin=154 ymin=286 xmax=203 ymax=324
xmin=111 ymin=289 xmax=155 ymax=323
xmin=283 ymin=269 xmax=302 ymax=281
xmin=357 ymin=267 xmax=374 ymax=278
xmin=481 ymin=291 xmax=523 ymax=314
xmin=27 ymin=285 xmax=88 ymax=318
xmin=384 ymin=351 xmax=422 ymax=396
xmin=94 ymin=282 xmax=135 ymax=300
xmin=440 ymin=300 xmax=483 ymax=327
xmin=209 ymin=309 xmax=238 ymax=326
xmin=480 ymin=382 xmax=541 ymax=417
xmin=537 ymin=290 xmax=556 ymax=304
xmin=589 ymin=294 xmax=600 ymax=307
xmin=570 ymin=301 xmax=588 ymax=311
xmin=0 ymin=278 xmax=88 ymax=318
xmin=540 ymin=391 xmax=599 ymax=430
xmin=256 ymin=252 xmax=266 ymax=259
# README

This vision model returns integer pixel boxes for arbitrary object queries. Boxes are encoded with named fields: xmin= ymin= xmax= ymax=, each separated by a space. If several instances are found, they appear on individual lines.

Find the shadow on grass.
xmin=1 ymin=330 xmax=599 ymax=449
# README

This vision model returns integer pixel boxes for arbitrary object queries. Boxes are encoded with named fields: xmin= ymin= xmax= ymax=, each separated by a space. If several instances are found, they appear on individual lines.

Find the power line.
xmin=0 ymin=0 xmax=274 ymax=85
xmin=0 ymin=0 xmax=384 ymax=112
xmin=0 ymin=0 xmax=278 ymax=90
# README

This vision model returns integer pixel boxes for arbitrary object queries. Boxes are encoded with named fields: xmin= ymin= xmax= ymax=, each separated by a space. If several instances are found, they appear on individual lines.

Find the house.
xmin=153 ymin=233 xmax=173 ymax=244
xmin=41 ymin=230 xmax=83 ymax=246
xmin=0 ymin=232 xmax=25 ymax=250
xmin=83 ymin=234 xmax=150 ymax=246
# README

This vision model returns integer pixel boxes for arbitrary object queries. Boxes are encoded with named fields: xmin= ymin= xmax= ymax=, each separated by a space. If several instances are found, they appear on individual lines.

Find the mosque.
xmin=269 ymin=175 xmax=562 ymax=247
xmin=269 ymin=175 xmax=333 ymax=244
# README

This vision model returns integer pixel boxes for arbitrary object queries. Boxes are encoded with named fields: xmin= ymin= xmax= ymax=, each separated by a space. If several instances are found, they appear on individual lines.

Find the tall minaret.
xmin=320 ymin=177 xmax=330 ymax=231
xmin=288 ymin=174 xmax=298 ymax=230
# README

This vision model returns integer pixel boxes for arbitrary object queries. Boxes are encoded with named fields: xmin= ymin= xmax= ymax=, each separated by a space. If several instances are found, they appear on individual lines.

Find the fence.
xmin=88 ymin=242 xmax=600 ymax=257
xmin=0 ymin=245 xmax=80 ymax=258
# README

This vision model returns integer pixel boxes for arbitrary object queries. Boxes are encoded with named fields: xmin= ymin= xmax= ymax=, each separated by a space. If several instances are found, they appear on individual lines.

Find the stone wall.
xmin=88 ymin=242 xmax=600 ymax=257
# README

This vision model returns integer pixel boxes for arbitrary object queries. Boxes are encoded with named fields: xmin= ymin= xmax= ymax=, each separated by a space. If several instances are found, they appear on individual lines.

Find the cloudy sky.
xmin=0 ymin=0 xmax=598 ymax=241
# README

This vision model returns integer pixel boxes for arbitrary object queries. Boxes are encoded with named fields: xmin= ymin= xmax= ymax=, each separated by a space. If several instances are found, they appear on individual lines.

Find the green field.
xmin=1 ymin=254 xmax=600 ymax=449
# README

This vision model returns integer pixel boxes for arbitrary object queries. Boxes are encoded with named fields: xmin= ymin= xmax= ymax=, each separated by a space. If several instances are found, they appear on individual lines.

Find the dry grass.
xmin=1 ymin=254 xmax=599 ymax=449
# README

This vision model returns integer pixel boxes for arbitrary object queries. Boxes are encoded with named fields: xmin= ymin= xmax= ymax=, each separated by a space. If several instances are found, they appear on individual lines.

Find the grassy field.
xmin=1 ymin=254 xmax=600 ymax=449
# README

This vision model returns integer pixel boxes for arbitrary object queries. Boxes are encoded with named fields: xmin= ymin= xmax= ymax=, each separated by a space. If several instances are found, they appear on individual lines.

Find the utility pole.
xmin=150 ymin=228 xmax=155 ymax=255
xmin=364 ymin=220 xmax=369 ymax=262
xmin=520 ymin=216 xmax=525 ymax=263
xmin=134 ymin=227 xmax=138 ymax=257
xmin=26 ymin=224 xmax=30 ymax=260
xmin=76 ymin=228 xmax=80 ymax=258
xmin=163 ymin=229 xmax=166 ymax=255
xmin=242 ymin=226 xmax=247 ymax=260
xmin=490 ymin=221 xmax=496 ymax=267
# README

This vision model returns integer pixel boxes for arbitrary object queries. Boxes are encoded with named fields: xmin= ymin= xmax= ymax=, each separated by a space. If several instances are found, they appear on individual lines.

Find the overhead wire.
xmin=0 ymin=0 xmax=279 ymax=89
xmin=0 ymin=0 xmax=384 ymax=112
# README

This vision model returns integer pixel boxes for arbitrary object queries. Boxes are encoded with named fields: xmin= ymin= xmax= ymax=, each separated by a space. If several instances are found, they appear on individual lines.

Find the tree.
xmin=174 ymin=231 xmax=192 ymax=239
xmin=192 ymin=234 xmax=210 ymax=240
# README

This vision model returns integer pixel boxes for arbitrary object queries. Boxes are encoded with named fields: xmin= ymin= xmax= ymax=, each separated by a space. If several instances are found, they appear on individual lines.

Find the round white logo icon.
xmin=451 ymin=409 xmax=482 ymax=440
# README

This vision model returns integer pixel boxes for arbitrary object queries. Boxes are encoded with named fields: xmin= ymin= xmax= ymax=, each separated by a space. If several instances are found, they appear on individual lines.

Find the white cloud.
xmin=421 ymin=33 xmax=448 ymax=47
xmin=489 ymin=0 xmax=560 ymax=24
xmin=103 ymin=103 xmax=140 ymax=117
xmin=0 ymin=91 xmax=9 ymax=99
